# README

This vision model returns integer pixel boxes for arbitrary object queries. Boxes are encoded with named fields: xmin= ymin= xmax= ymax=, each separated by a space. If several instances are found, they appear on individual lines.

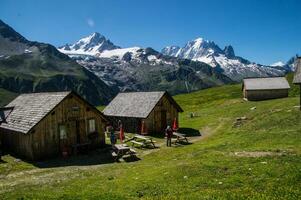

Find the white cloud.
xmin=87 ymin=18 xmax=95 ymax=27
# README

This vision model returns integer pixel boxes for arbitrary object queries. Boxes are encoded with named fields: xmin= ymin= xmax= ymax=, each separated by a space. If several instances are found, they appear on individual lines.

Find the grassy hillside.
xmin=0 ymin=84 xmax=300 ymax=199
xmin=286 ymin=72 xmax=300 ymax=97
xmin=0 ymin=88 xmax=17 ymax=107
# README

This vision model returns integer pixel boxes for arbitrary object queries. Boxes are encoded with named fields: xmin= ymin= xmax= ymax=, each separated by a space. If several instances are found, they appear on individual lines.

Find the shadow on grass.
xmin=149 ymin=132 xmax=165 ymax=139
xmin=177 ymin=127 xmax=201 ymax=137
xmin=149 ymin=127 xmax=201 ymax=139
xmin=122 ymin=155 xmax=141 ymax=162
xmin=175 ymin=141 xmax=193 ymax=146
xmin=32 ymin=145 xmax=140 ymax=168
xmin=33 ymin=148 xmax=114 ymax=168
xmin=128 ymin=143 xmax=160 ymax=150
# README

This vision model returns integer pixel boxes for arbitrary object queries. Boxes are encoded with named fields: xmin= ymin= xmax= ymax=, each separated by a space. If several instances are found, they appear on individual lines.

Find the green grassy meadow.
xmin=0 ymin=88 xmax=18 ymax=107
xmin=0 ymin=82 xmax=300 ymax=199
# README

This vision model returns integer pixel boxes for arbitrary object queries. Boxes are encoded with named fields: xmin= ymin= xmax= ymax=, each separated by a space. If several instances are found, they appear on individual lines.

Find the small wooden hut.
xmin=293 ymin=57 xmax=301 ymax=110
xmin=242 ymin=77 xmax=290 ymax=101
xmin=103 ymin=91 xmax=183 ymax=134
xmin=0 ymin=91 xmax=108 ymax=160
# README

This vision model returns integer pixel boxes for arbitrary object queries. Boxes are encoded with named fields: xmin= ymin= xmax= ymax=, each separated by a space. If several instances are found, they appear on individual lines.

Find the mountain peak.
xmin=0 ymin=19 xmax=28 ymax=44
xmin=270 ymin=61 xmax=285 ymax=67
xmin=191 ymin=37 xmax=207 ymax=48
xmin=223 ymin=45 xmax=235 ymax=58
xmin=161 ymin=37 xmax=286 ymax=81
xmin=58 ymin=32 xmax=120 ymax=55
xmin=194 ymin=37 xmax=204 ymax=42
xmin=76 ymin=32 xmax=105 ymax=47
xmin=79 ymin=32 xmax=104 ymax=43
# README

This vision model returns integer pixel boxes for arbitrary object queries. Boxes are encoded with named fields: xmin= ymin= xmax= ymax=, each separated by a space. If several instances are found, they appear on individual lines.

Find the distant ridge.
xmin=0 ymin=20 xmax=117 ymax=105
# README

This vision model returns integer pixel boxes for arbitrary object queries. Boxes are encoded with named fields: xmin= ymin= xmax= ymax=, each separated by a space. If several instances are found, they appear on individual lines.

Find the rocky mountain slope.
xmin=58 ymin=33 xmax=233 ymax=94
xmin=0 ymin=20 xmax=116 ymax=105
xmin=162 ymin=38 xmax=288 ymax=81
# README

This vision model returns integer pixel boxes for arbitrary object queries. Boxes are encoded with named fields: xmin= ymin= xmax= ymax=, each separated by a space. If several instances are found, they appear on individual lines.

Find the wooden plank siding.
xmin=144 ymin=94 xmax=178 ymax=133
xmin=0 ymin=129 xmax=33 ymax=159
xmin=243 ymin=88 xmax=289 ymax=101
xmin=0 ymin=93 xmax=107 ymax=160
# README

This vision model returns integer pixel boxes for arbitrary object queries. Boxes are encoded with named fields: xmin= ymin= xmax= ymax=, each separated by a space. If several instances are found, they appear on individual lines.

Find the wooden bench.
xmin=111 ymin=151 xmax=118 ymax=157
xmin=130 ymin=140 xmax=144 ymax=147
xmin=131 ymin=135 xmax=156 ymax=148
xmin=129 ymin=148 xmax=137 ymax=155
xmin=173 ymin=132 xmax=188 ymax=143
xmin=111 ymin=144 xmax=138 ymax=161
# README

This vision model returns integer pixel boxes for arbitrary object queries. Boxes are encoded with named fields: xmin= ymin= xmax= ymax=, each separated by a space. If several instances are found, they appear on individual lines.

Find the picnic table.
xmin=172 ymin=132 xmax=188 ymax=143
xmin=129 ymin=135 xmax=156 ymax=148
xmin=112 ymin=144 xmax=136 ymax=161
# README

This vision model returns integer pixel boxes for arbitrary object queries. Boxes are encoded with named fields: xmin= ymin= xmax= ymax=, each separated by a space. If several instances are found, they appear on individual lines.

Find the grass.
xmin=0 ymin=83 xmax=300 ymax=199
xmin=0 ymin=88 xmax=18 ymax=107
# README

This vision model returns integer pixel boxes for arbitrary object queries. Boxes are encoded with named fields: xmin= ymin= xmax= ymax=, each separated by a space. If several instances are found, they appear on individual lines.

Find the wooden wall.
xmin=145 ymin=94 xmax=178 ymax=134
xmin=107 ymin=116 xmax=141 ymax=134
xmin=0 ymin=93 xmax=107 ymax=160
xmin=0 ymin=129 xmax=33 ymax=159
xmin=244 ymin=88 xmax=289 ymax=101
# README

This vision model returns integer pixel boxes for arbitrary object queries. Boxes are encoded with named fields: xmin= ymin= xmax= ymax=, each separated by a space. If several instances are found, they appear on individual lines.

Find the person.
xmin=165 ymin=125 xmax=173 ymax=147
xmin=118 ymin=120 xmax=122 ymax=130
xmin=107 ymin=123 xmax=116 ymax=145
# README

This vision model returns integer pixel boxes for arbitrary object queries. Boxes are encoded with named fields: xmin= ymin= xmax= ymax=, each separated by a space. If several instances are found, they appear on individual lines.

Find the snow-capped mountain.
xmin=58 ymin=32 xmax=120 ymax=56
xmin=270 ymin=61 xmax=285 ymax=67
xmin=282 ymin=55 xmax=299 ymax=71
xmin=162 ymin=38 xmax=223 ymax=65
xmin=58 ymin=33 xmax=292 ymax=94
xmin=162 ymin=38 xmax=287 ymax=81
xmin=58 ymin=33 xmax=233 ymax=94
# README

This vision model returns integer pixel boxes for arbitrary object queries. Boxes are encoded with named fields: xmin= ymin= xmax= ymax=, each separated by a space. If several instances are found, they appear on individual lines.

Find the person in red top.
xmin=165 ymin=125 xmax=173 ymax=147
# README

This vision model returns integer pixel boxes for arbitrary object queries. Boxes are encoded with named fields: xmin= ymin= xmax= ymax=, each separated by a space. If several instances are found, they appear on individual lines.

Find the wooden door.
xmin=58 ymin=124 xmax=68 ymax=152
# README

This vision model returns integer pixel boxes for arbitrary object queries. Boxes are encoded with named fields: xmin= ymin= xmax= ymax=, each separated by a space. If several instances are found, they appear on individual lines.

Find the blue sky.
xmin=1 ymin=0 xmax=300 ymax=65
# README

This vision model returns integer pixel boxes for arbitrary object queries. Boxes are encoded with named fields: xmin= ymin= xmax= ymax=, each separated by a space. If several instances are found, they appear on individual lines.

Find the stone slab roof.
xmin=243 ymin=77 xmax=290 ymax=90
xmin=0 ymin=91 xmax=71 ymax=133
xmin=103 ymin=91 xmax=183 ymax=118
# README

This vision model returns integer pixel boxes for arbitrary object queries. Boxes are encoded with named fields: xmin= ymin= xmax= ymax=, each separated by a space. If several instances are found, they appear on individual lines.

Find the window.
xmin=59 ymin=125 xmax=67 ymax=139
xmin=88 ymin=119 xmax=96 ymax=133
xmin=71 ymin=106 xmax=80 ymax=111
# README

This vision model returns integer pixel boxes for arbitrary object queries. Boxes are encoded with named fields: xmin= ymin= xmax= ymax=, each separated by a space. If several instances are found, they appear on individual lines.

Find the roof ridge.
xmin=118 ymin=91 xmax=166 ymax=94
xmin=243 ymin=76 xmax=286 ymax=80
xmin=18 ymin=91 xmax=72 ymax=95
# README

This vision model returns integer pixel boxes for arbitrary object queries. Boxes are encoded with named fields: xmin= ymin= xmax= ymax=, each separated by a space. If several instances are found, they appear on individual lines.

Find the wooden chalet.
xmin=103 ymin=91 xmax=183 ymax=134
xmin=293 ymin=57 xmax=301 ymax=110
xmin=0 ymin=91 xmax=108 ymax=160
xmin=242 ymin=77 xmax=290 ymax=101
